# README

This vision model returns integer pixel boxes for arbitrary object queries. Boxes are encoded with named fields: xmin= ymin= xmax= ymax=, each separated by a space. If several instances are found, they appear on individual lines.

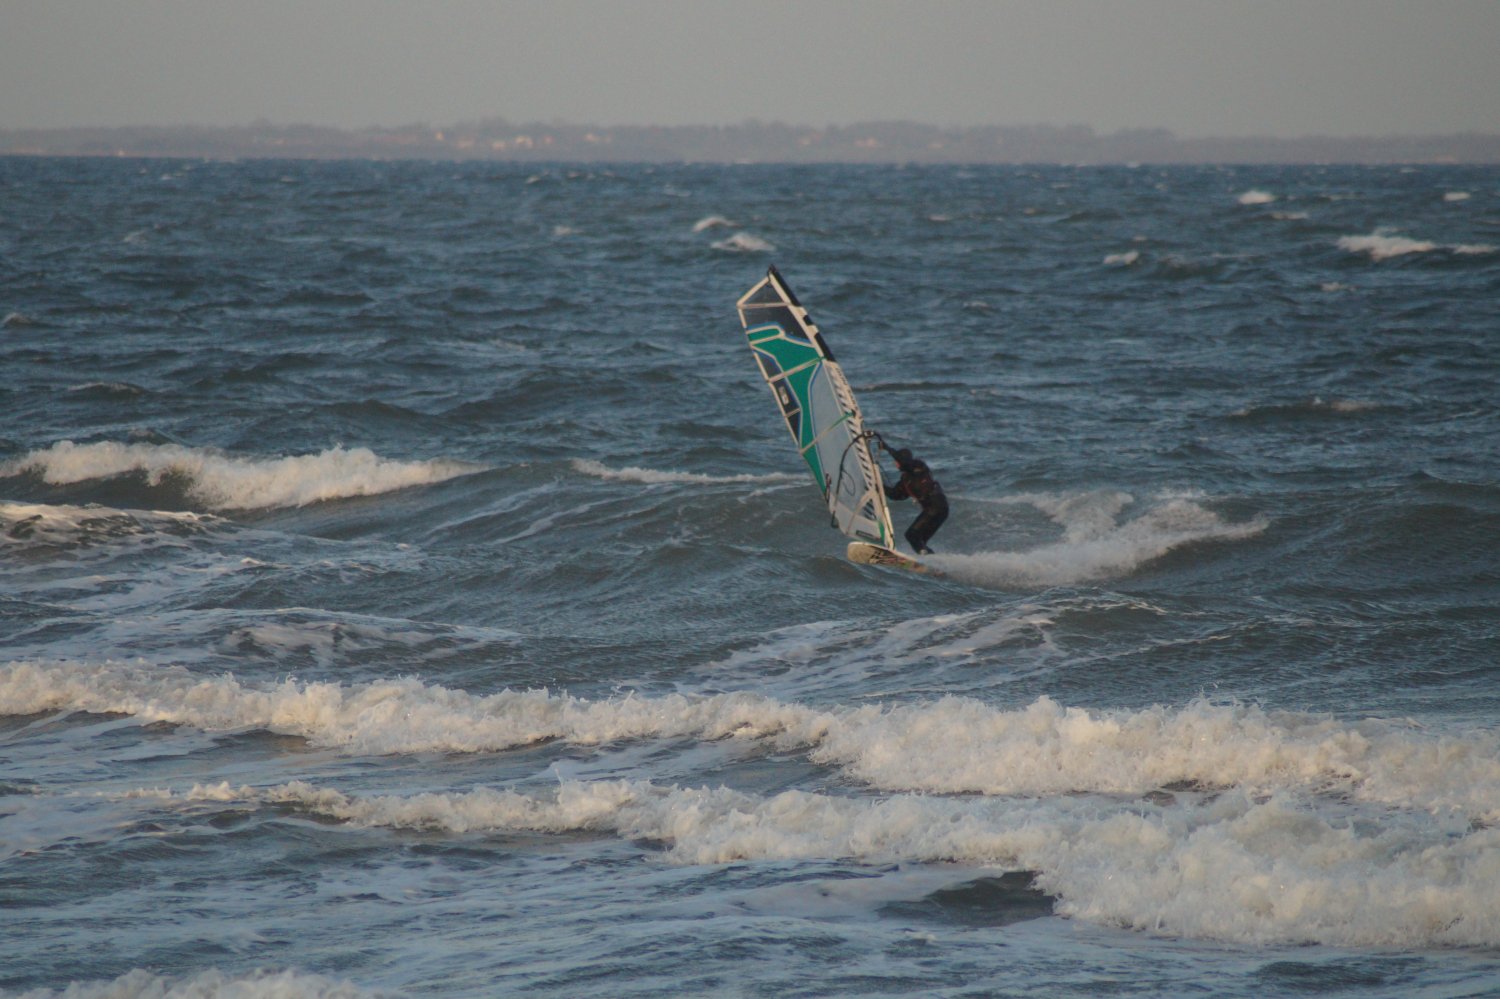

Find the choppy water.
xmin=2 ymin=157 xmax=1499 ymax=998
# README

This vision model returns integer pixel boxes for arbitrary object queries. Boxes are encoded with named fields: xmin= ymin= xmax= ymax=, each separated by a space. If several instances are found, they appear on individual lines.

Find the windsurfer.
xmin=878 ymin=440 xmax=948 ymax=555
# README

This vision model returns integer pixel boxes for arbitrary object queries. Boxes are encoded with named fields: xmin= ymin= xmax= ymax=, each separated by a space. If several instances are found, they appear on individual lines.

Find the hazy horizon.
xmin=5 ymin=1 xmax=1499 ymax=139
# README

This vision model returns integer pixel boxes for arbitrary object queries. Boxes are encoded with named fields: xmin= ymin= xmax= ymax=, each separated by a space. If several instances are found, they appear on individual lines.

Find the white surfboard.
xmin=846 ymin=541 xmax=939 ymax=575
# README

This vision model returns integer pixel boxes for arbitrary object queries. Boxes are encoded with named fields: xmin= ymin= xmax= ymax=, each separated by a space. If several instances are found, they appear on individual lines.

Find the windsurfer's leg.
xmin=905 ymin=507 xmax=947 ymax=554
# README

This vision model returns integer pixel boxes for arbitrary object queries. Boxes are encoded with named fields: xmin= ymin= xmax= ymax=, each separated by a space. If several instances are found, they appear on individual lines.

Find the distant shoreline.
xmin=4 ymin=119 xmax=1499 ymax=165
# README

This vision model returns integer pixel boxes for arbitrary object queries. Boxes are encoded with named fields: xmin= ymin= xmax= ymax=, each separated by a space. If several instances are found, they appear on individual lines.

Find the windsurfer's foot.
xmin=916 ymin=546 xmax=934 ymax=555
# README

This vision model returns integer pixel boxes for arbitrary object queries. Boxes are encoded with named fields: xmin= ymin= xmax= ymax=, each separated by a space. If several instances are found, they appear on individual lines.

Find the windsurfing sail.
xmin=736 ymin=266 xmax=897 ymax=549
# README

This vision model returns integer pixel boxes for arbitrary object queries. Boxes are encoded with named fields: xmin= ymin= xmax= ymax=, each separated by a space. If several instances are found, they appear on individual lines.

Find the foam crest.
xmin=173 ymin=779 xmax=1500 ymax=947
xmin=572 ymin=458 xmax=798 ymax=485
xmin=1237 ymin=189 xmax=1276 ymax=205
xmin=14 ymin=661 xmax=1500 ymax=820
xmin=1 ymin=501 xmax=214 ymax=548
xmin=805 ymin=695 xmax=1500 ymax=819
xmin=1339 ymin=231 xmax=1495 ymax=261
xmin=15 ymin=967 xmax=385 ymax=999
xmin=0 ymin=660 xmax=814 ymax=755
xmin=711 ymin=232 xmax=775 ymax=253
xmin=1338 ymin=233 xmax=1435 ymax=259
xmin=934 ymin=494 xmax=1265 ymax=587
xmin=691 ymin=215 xmax=735 ymax=231
xmin=5 ymin=440 xmax=481 ymax=511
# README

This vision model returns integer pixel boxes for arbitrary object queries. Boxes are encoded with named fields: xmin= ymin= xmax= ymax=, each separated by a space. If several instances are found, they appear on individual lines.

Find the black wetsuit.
xmin=883 ymin=453 xmax=948 ymax=555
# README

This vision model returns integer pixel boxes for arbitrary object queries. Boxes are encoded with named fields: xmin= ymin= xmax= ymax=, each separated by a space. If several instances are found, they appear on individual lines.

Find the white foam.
xmin=1338 ymin=231 xmax=1494 ymax=261
xmin=1237 ymin=190 xmax=1276 ymax=205
xmin=0 ymin=660 xmax=810 ymax=756
xmin=65 ymin=382 xmax=146 ymax=396
xmin=1338 ymin=233 xmax=1437 ymax=260
xmin=12 ymin=661 xmax=1500 ymax=821
xmin=691 ymin=215 xmax=735 ymax=232
xmin=168 ymin=778 xmax=1500 ymax=947
xmin=571 ymin=458 xmax=798 ymax=486
xmin=1 ymin=500 xmax=214 ymax=548
xmin=4 ymin=441 xmax=482 ymax=511
xmin=932 ymin=492 xmax=1265 ymax=588
xmin=15 ymin=967 xmax=385 ymax=999
xmin=1444 ymin=191 xmax=1471 ymax=202
xmin=1103 ymin=251 xmax=1140 ymax=267
xmin=711 ymin=232 xmax=775 ymax=253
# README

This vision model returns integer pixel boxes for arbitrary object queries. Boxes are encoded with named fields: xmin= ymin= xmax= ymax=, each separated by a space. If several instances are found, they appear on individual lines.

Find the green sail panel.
xmin=736 ymin=267 xmax=896 ymax=548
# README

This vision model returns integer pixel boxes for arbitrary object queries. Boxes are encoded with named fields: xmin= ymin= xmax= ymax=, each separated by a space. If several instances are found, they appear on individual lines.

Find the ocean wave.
xmin=1 ymin=500 xmax=216 ymax=550
xmin=691 ymin=215 xmax=735 ymax=232
xmin=711 ymin=232 xmax=776 ymax=253
xmin=1237 ymin=190 xmax=1277 ymax=206
xmin=13 ymin=967 xmax=386 ymax=999
xmin=11 ymin=661 xmax=1500 ymax=820
xmin=1338 ymin=231 xmax=1496 ymax=261
xmin=64 ymin=381 xmax=148 ymax=398
xmin=932 ymin=492 xmax=1266 ymax=588
xmin=158 ymin=778 xmax=1500 ymax=948
xmin=2 ymin=440 xmax=482 ymax=511
xmin=1228 ymin=396 xmax=1379 ymax=421
xmin=571 ymin=458 xmax=799 ymax=486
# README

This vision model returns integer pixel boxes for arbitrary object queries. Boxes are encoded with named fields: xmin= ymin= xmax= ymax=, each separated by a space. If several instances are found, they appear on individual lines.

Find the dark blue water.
xmin=3 ymin=157 xmax=1499 ymax=998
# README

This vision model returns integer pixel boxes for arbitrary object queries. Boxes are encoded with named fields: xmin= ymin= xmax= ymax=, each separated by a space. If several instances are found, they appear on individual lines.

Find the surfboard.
xmin=736 ymin=266 xmax=928 ymax=575
xmin=846 ymin=541 xmax=938 ymax=575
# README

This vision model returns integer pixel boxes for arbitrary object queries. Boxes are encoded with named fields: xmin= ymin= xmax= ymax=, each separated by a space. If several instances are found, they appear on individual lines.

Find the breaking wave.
xmin=711 ymin=232 xmax=775 ymax=253
xmin=934 ymin=492 xmax=1265 ymax=588
xmin=13 ymin=968 xmax=386 ymax=999
xmin=571 ymin=458 xmax=799 ymax=486
xmin=1 ymin=500 xmax=216 ymax=550
xmin=1338 ymin=231 xmax=1495 ymax=260
xmin=9 ymin=660 xmax=1499 ymax=819
xmin=143 ymin=777 xmax=1500 ymax=948
xmin=3 ymin=441 xmax=482 ymax=511
xmin=691 ymin=215 xmax=735 ymax=232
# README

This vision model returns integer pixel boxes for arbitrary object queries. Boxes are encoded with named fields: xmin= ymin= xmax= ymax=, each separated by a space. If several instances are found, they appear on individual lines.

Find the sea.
xmin=2 ymin=156 xmax=1498 ymax=998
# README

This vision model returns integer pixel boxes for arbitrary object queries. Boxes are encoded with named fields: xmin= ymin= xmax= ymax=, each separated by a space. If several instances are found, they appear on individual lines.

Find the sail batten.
xmin=736 ymin=267 xmax=896 ymax=548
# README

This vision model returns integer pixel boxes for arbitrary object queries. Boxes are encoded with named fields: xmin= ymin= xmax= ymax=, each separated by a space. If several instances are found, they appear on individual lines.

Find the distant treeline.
xmin=4 ymin=119 xmax=1499 ymax=164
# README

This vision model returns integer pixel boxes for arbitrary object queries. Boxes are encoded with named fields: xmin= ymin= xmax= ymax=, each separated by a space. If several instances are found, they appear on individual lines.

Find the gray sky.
xmin=4 ymin=0 xmax=1497 ymax=137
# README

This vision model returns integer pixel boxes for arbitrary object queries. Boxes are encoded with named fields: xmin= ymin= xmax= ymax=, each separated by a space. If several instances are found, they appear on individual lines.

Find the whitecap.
xmin=16 ymin=660 xmax=1500 ymax=821
xmin=160 ymin=776 xmax=1500 ymax=947
xmin=3 ymin=440 xmax=483 ymax=511
xmin=1340 ymin=231 xmax=1495 ymax=260
xmin=712 ymin=232 xmax=776 ymax=253
xmin=18 ymin=967 xmax=385 ymax=999
xmin=1444 ymin=191 xmax=1471 ymax=202
xmin=691 ymin=215 xmax=735 ymax=232
xmin=1338 ymin=232 xmax=1437 ymax=260
xmin=1103 ymin=250 xmax=1140 ymax=267
xmin=928 ymin=492 xmax=1265 ymax=588
xmin=1237 ymin=189 xmax=1276 ymax=206
xmin=572 ymin=458 xmax=799 ymax=486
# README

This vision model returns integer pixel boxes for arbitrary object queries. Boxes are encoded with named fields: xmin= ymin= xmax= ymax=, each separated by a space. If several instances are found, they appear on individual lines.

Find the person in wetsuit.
xmin=879 ymin=440 xmax=948 ymax=555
